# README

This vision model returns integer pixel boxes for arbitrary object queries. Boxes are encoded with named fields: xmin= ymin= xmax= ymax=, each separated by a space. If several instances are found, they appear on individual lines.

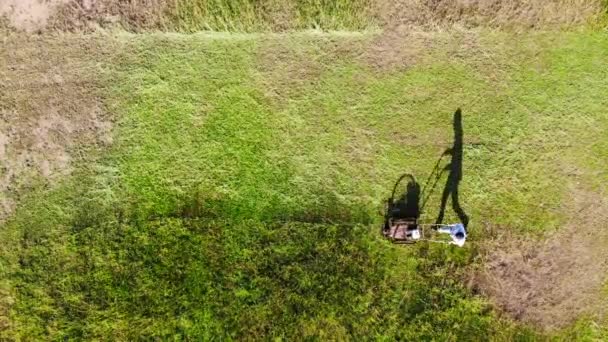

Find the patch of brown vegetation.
xmin=361 ymin=27 xmax=488 ymax=75
xmin=258 ymin=0 xmax=297 ymax=32
xmin=2 ymin=0 xmax=604 ymax=32
xmin=0 ymin=0 xmax=171 ymax=32
xmin=0 ymin=0 xmax=69 ymax=32
xmin=255 ymin=38 xmax=324 ymax=103
xmin=53 ymin=0 xmax=304 ymax=32
xmin=48 ymin=0 xmax=169 ymax=32
xmin=361 ymin=29 xmax=448 ymax=72
xmin=474 ymin=186 xmax=608 ymax=330
xmin=2 ymin=0 xmax=366 ymax=32
xmin=0 ymin=33 xmax=114 ymax=220
xmin=255 ymin=35 xmax=368 ymax=104
xmin=375 ymin=0 xmax=605 ymax=30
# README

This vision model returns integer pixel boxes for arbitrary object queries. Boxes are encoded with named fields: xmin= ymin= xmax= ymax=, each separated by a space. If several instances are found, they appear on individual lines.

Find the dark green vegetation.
xmin=5 ymin=215 xmax=501 ymax=339
xmin=1 ymin=30 xmax=607 ymax=339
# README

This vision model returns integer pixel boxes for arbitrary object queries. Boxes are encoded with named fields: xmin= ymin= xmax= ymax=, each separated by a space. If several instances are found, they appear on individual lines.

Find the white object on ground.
xmin=438 ymin=223 xmax=467 ymax=247
xmin=410 ymin=229 xmax=421 ymax=240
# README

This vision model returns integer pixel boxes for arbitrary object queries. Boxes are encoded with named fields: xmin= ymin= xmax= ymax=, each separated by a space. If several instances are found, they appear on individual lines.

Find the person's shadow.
xmin=435 ymin=108 xmax=469 ymax=228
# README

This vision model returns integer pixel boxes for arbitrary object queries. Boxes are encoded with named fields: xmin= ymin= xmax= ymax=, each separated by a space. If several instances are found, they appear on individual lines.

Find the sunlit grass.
xmin=169 ymin=0 xmax=374 ymax=32
xmin=1 ymin=30 xmax=607 ymax=339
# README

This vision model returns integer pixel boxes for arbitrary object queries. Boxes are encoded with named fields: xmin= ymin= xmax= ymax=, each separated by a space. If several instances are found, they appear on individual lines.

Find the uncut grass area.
xmin=1 ymin=31 xmax=607 ymax=339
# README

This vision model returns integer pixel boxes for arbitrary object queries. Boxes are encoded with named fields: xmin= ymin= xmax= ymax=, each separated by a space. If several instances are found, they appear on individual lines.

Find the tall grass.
xmin=162 ymin=0 xmax=608 ymax=31
xmin=44 ymin=0 xmax=608 ymax=32
xmin=168 ymin=0 xmax=374 ymax=32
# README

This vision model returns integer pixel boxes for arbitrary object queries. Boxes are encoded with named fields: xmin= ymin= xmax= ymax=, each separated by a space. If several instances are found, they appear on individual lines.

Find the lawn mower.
xmin=381 ymin=170 xmax=467 ymax=246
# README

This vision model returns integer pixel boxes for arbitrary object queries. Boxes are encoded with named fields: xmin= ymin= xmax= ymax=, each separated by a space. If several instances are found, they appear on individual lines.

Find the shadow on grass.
xmin=436 ymin=108 xmax=469 ymax=228
xmin=383 ymin=108 xmax=470 ymax=230
xmin=175 ymin=189 xmax=374 ymax=225
xmin=383 ymin=173 xmax=421 ymax=227
xmin=171 ymin=109 xmax=469 ymax=228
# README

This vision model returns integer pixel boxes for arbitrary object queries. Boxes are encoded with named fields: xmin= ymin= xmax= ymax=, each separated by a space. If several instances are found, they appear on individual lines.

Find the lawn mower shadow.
xmin=387 ymin=173 xmax=421 ymax=221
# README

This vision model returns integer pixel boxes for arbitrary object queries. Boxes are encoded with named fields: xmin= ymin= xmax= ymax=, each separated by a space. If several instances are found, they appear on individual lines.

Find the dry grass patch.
xmin=0 ymin=33 xmax=115 ymax=220
xmin=255 ymin=33 xmax=369 ymax=104
xmin=2 ymin=0 xmax=605 ymax=32
xmin=375 ymin=0 xmax=606 ymax=30
xmin=49 ymin=0 xmax=169 ymax=32
xmin=0 ymin=0 xmax=69 ymax=32
xmin=475 ymin=185 xmax=608 ymax=330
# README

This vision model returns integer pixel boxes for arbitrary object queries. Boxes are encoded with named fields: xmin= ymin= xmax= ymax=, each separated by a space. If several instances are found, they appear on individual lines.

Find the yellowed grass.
xmin=1 ymin=0 xmax=605 ymax=32
xmin=375 ymin=0 xmax=606 ymax=30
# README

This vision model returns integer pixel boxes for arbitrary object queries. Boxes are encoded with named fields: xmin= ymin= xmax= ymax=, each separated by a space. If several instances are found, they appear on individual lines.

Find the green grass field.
xmin=1 ymin=12 xmax=608 ymax=340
